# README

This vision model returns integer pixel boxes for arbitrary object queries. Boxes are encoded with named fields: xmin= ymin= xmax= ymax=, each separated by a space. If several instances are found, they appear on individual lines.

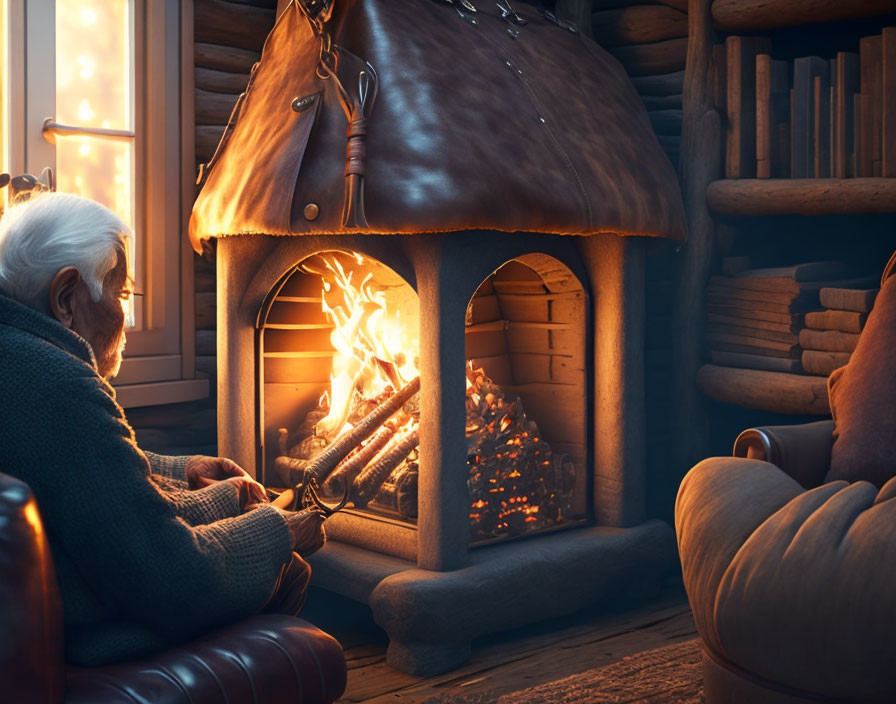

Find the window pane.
xmin=0 ymin=0 xmax=8 ymax=215
xmin=55 ymin=0 xmax=136 ymax=326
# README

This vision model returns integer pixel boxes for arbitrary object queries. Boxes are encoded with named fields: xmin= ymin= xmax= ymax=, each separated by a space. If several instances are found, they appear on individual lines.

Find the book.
xmin=726 ymin=36 xmax=771 ymax=178
xmin=801 ymin=350 xmax=851 ymax=376
xmin=706 ymin=305 xmax=805 ymax=326
xmin=798 ymin=329 xmax=860 ymax=352
xmin=706 ymin=331 xmax=801 ymax=356
xmin=706 ymin=338 xmax=802 ymax=359
xmin=733 ymin=261 xmax=846 ymax=283
xmin=792 ymin=57 xmax=829 ymax=178
xmin=710 ymin=350 xmax=804 ymax=374
xmin=706 ymin=297 xmax=819 ymax=315
xmin=814 ymin=74 xmax=831 ymax=177
xmin=860 ymin=36 xmax=883 ymax=177
xmin=858 ymin=92 xmax=872 ymax=177
xmin=834 ymin=52 xmax=859 ymax=178
xmin=818 ymin=287 xmax=878 ymax=313
xmin=707 ymin=323 xmax=799 ymax=345
xmin=706 ymin=286 xmax=820 ymax=307
xmin=707 ymin=312 xmax=802 ymax=333
xmin=883 ymin=28 xmax=896 ymax=177
xmin=756 ymin=55 xmax=789 ymax=179
xmin=804 ymin=309 xmax=868 ymax=333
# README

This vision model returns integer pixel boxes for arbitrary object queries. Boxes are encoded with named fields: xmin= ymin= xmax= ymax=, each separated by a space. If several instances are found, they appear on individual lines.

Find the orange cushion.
xmin=826 ymin=272 xmax=896 ymax=486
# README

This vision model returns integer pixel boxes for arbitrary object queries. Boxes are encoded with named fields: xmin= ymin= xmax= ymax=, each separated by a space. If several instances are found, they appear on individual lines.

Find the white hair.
xmin=0 ymin=193 xmax=131 ymax=312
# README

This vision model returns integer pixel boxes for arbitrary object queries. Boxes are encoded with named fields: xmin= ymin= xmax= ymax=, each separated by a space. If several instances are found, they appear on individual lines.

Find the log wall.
xmin=590 ymin=0 xmax=689 ymax=521
xmin=131 ymin=0 xmax=278 ymax=455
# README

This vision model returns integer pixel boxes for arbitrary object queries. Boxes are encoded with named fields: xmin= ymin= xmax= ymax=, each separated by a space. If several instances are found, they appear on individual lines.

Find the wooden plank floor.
xmin=303 ymin=582 xmax=697 ymax=703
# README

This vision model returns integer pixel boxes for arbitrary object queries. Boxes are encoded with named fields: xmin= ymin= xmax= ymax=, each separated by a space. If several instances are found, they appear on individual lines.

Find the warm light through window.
xmin=0 ymin=0 xmax=8 ymax=215
xmin=55 ymin=0 xmax=136 ymax=326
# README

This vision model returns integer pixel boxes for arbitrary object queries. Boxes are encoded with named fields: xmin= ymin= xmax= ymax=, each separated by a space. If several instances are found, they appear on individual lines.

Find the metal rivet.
xmin=538 ymin=117 xmax=546 ymax=124
xmin=505 ymin=61 xmax=512 ymax=67
xmin=292 ymin=96 xmax=314 ymax=113
xmin=304 ymin=203 xmax=320 ymax=221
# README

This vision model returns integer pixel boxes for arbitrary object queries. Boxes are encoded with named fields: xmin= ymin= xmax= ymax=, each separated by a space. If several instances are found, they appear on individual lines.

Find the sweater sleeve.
xmin=150 ymin=475 xmax=242 ymax=525
xmin=29 ymin=372 xmax=293 ymax=642
xmin=144 ymin=451 xmax=190 ymax=482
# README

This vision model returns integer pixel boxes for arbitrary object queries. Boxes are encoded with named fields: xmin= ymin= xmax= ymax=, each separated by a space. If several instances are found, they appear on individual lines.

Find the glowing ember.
xmin=465 ymin=362 xmax=576 ymax=540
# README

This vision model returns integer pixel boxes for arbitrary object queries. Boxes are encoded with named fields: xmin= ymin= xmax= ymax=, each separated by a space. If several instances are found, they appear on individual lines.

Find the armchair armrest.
xmin=733 ymin=420 xmax=835 ymax=489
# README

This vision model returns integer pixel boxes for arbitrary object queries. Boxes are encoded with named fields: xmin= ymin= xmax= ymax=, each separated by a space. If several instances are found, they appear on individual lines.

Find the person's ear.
xmin=48 ymin=267 xmax=82 ymax=328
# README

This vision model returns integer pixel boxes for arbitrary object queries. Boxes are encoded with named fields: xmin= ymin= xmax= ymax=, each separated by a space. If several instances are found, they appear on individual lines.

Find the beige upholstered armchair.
xmin=676 ymin=421 xmax=896 ymax=703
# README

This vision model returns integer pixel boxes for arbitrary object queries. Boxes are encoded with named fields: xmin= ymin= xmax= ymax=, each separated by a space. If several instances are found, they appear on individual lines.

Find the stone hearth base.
xmin=308 ymin=520 xmax=676 ymax=675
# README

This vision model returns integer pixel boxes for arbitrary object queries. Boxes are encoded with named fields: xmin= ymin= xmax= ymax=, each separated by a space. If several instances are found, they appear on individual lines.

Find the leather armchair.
xmin=676 ymin=421 xmax=896 ymax=704
xmin=0 ymin=472 xmax=347 ymax=704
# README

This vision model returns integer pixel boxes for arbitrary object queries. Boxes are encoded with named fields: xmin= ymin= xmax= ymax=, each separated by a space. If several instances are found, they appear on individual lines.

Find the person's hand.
xmin=225 ymin=476 xmax=270 ymax=512
xmin=278 ymin=507 xmax=327 ymax=556
xmin=186 ymin=455 xmax=251 ymax=488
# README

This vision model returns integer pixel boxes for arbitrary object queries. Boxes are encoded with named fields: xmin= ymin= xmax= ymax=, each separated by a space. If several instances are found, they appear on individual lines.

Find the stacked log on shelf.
xmin=592 ymin=0 xmax=688 ymax=167
xmin=799 ymin=286 xmax=877 ymax=375
xmin=705 ymin=260 xmax=875 ymax=374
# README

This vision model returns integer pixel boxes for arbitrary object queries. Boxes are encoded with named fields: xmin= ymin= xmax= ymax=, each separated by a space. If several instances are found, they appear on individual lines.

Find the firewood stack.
xmin=272 ymin=364 xmax=576 ymax=540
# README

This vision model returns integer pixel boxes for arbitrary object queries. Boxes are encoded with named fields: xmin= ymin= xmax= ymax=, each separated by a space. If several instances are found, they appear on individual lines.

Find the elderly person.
xmin=0 ymin=192 xmax=324 ymax=666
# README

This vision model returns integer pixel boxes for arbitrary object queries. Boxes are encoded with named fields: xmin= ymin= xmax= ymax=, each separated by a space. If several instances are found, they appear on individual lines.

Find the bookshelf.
xmin=672 ymin=0 xmax=896 ymax=442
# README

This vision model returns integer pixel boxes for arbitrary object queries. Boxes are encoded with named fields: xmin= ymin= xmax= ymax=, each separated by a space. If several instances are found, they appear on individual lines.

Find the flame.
xmin=307 ymin=253 xmax=419 ymax=440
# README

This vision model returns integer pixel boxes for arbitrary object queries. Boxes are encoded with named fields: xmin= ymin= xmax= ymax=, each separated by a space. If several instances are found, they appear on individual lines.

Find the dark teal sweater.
xmin=0 ymin=294 xmax=292 ymax=665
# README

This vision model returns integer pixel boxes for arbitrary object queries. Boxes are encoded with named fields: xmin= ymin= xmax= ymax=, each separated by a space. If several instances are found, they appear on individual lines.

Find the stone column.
xmin=216 ymin=237 xmax=268 ymax=477
xmin=411 ymin=236 xmax=470 ymax=571
xmin=579 ymin=234 xmax=647 ymax=527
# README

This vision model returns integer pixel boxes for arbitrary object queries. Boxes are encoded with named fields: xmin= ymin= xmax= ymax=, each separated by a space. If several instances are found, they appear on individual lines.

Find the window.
xmin=2 ymin=0 xmax=206 ymax=407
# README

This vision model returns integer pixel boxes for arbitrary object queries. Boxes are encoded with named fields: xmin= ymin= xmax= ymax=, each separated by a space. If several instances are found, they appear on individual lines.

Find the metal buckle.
xmin=496 ymin=0 xmax=527 ymax=26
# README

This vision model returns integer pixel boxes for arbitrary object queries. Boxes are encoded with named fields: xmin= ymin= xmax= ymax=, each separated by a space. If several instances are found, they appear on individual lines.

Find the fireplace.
xmin=257 ymin=247 xmax=590 ymax=558
xmin=190 ymin=0 xmax=686 ymax=676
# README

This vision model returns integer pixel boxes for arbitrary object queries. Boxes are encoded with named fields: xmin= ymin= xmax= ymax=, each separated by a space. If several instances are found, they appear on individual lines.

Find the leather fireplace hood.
xmin=189 ymin=0 xmax=687 ymax=252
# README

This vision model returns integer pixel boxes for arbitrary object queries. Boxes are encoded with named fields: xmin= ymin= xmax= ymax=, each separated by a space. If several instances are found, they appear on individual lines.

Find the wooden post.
xmin=671 ymin=0 xmax=723 ymax=474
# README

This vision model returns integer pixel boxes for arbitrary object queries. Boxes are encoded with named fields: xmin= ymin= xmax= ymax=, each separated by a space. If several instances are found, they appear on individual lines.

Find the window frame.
xmin=4 ymin=0 xmax=205 ymax=407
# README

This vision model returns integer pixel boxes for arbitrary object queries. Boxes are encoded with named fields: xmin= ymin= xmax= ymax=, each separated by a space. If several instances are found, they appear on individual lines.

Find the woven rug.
xmin=424 ymin=638 xmax=704 ymax=704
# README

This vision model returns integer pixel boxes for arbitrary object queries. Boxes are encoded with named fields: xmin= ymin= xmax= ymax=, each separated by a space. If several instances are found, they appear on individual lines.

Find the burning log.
xmin=304 ymin=376 xmax=420 ymax=485
xmin=320 ymin=423 xmax=396 ymax=497
xmin=370 ymin=461 xmax=419 ymax=519
xmin=274 ymin=456 xmax=309 ymax=487
xmin=352 ymin=429 xmax=420 ymax=508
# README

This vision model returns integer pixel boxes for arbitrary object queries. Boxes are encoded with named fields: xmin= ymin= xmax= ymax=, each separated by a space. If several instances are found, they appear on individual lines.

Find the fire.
xmin=302 ymin=254 xmax=419 ymax=441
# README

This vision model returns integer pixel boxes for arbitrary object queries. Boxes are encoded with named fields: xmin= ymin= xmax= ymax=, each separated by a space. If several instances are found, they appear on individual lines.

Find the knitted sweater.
xmin=0 ymin=294 xmax=293 ymax=665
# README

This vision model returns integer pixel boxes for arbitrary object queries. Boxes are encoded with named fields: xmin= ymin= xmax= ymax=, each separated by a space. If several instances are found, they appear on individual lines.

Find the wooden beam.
xmin=706 ymin=178 xmax=896 ymax=216
xmin=712 ymin=0 xmax=896 ymax=32
xmin=195 ymin=125 xmax=226 ymax=163
xmin=194 ymin=42 xmax=261 ymax=74
xmin=195 ymin=67 xmax=251 ymax=94
xmin=632 ymin=70 xmax=685 ymax=96
xmin=697 ymin=365 xmax=831 ymax=415
xmin=671 ymin=0 xmax=723 ymax=475
xmin=194 ymin=0 xmax=276 ymax=52
xmin=593 ymin=5 xmax=688 ymax=47
xmin=608 ymin=38 xmax=689 ymax=77
xmin=195 ymin=88 xmax=241 ymax=126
